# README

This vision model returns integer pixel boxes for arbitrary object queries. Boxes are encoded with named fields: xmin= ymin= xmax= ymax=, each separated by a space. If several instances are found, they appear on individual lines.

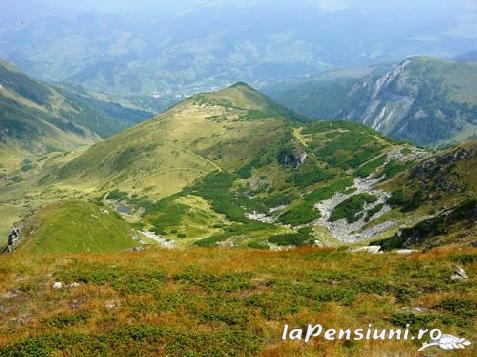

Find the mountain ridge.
xmin=0 ymin=59 xmax=153 ymax=173
xmin=266 ymin=56 xmax=477 ymax=147
xmin=2 ymin=83 xmax=476 ymax=252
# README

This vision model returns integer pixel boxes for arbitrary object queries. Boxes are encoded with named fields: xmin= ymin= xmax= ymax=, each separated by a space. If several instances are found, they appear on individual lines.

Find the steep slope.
xmin=267 ymin=57 xmax=477 ymax=147
xmin=0 ymin=60 xmax=151 ymax=172
xmin=376 ymin=141 xmax=477 ymax=249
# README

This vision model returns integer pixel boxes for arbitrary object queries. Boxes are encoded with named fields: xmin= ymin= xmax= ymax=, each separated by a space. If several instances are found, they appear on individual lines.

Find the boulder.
xmin=394 ymin=249 xmax=419 ymax=255
xmin=52 ymin=282 xmax=63 ymax=290
xmin=450 ymin=264 xmax=468 ymax=280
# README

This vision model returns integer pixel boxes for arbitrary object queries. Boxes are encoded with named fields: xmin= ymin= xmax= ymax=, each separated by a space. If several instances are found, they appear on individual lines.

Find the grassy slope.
xmin=16 ymin=200 xmax=136 ymax=254
xmin=0 ymin=247 xmax=475 ymax=356
xmin=407 ymin=57 xmax=477 ymax=105
xmin=0 ymin=59 xmax=152 ymax=173
xmin=264 ymin=67 xmax=375 ymax=119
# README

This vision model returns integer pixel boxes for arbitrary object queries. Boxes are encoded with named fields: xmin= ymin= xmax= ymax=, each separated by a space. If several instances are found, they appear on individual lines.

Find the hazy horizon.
xmin=0 ymin=0 xmax=475 ymax=96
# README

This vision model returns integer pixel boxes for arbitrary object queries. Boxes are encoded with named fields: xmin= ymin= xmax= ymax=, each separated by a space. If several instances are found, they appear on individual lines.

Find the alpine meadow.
xmin=0 ymin=1 xmax=476 ymax=356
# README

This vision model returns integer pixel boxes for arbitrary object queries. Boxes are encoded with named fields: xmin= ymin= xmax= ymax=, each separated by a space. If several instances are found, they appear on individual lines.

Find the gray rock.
xmin=0 ymin=305 xmax=12 ymax=314
xmin=450 ymin=264 xmax=468 ymax=280
xmin=52 ymin=282 xmax=63 ymax=290
xmin=1 ymin=290 xmax=20 ymax=299
xmin=104 ymin=301 xmax=118 ymax=309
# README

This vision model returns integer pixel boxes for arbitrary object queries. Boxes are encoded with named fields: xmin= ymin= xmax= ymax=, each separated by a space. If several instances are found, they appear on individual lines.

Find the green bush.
xmin=331 ymin=193 xmax=377 ymax=223
xmin=437 ymin=298 xmax=477 ymax=317
xmin=46 ymin=312 xmax=90 ymax=328
xmin=355 ymin=156 xmax=386 ymax=177
xmin=269 ymin=227 xmax=313 ymax=246
xmin=388 ymin=189 xmax=425 ymax=212
xmin=195 ymin=221 xmax=272 ymax=247
xmin=279 ymin=201 xmax=321 ymax=225
xmin=106 ymin=190 xmax=129 ymax=201
xmin=20 ymin=159 xmax=35 ymax=172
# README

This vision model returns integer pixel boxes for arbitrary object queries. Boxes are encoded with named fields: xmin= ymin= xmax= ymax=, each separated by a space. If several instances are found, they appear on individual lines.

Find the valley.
xmin=1 ymin=82 xmax=476 ymax=254
xmin=0 ymin=60 xmax=153 ymax=174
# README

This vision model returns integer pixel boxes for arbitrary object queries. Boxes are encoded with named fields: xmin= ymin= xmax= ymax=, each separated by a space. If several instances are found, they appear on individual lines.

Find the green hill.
xmin=14 ymin=200 xmax=137 ymax=254
xmin=54 ymin=83 xmax=305 ymax=198
xmin=266 ymin=57 xmax=477 ymax=147
xmin=0 ymin=59 xmax=152 ymax=173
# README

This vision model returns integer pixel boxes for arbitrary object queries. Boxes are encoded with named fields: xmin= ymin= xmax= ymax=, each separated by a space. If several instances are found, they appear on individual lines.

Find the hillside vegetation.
xmin=14 ymin=200 xmax=137 ymax=254
xmin=0 ymin=80 xmax=476 ymax=356
xmin=1 ymin=83 xmax=476 ymax=253
xmin=23 ymin=83 xmax=406 ymax=249
xmin=0 ymin=247 xmax=475 ymax=356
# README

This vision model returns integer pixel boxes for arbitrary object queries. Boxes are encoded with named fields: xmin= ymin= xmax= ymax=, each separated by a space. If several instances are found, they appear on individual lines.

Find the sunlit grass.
xmin=0 ymin=247 xmax=475 ymax=356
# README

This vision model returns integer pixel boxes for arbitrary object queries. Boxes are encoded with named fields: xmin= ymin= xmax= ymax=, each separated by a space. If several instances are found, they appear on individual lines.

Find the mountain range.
xmin=1 ymin=4 xmax=476 ymax=355
xmin=2 ymin=80 xmax=475 ymax=254
xmin=266 ymin=56 xmax=477 ymax=147
xmin=1 ymin=1 xmax=475 ymax=97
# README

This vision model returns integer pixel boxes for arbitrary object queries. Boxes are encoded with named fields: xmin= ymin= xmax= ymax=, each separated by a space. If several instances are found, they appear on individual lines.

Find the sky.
xmin=15 ymin=1 xmax=476 ymax=40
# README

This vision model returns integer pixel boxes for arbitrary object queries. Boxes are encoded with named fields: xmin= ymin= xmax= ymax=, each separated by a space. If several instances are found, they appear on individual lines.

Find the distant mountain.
xmin=266 ymin=57 xmax=477 ymax=147
xmin=0 ymin=60 xmax=152 ymax=172
xmin=1 ymin=2 xmax=475 ymax=97
xmin=455 ymin=50 xmax=477 ymax=62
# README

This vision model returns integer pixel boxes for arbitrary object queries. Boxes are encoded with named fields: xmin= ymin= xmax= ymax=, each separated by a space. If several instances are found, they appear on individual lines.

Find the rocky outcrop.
xmin=346 ymin=59 xmax=416 ymax=136
xmin=411 ymin=146 xmax=477 ymax=194
xmin=377 ymin=199 xmax=477 ymax=249
xmin=277 ymin=146 xmax=307 ymax=168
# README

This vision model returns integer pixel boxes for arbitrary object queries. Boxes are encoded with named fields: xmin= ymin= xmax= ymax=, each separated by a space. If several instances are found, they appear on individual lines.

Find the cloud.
xmin=315 ymin=0 xmax=349 ymax=12
xmin=410 ymin=34 xmax=440 ymax=42
xmin=443 ymin=1 xmax=477 ymax=39
xmin=460 ymin=0 xmax=477 ymax=11
xmin=444 ymin=13 xmax=477 ymax=39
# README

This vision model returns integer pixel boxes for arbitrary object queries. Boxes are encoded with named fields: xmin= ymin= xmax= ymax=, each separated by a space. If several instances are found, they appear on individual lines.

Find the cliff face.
xmin=346 ymin=59 xmax=416 ymax=134
xmin=344 ymin=57 xmax=477 ymax=146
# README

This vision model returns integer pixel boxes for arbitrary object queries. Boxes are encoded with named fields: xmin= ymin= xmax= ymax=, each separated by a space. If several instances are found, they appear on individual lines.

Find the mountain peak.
xmin=230 ymin=81 xmax=253 ymax=89
xmin=192 ymin=82 xmax=307 ymax=123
